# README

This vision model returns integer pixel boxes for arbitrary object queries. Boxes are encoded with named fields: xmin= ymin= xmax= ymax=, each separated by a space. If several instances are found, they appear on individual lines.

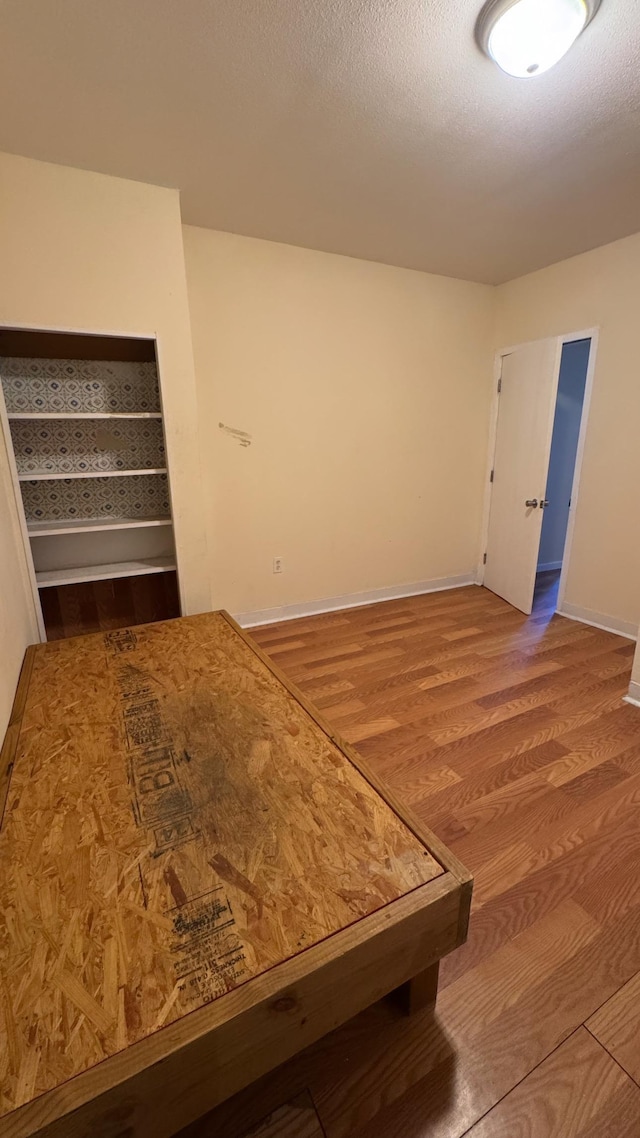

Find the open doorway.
xmin=482 ymin=330 xmax=596 ymax=617
xmin=534 ymin=337 xmax=591 ymax=614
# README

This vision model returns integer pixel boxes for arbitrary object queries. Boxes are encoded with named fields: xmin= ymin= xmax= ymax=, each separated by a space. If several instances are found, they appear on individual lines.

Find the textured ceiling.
xmin=1 ymin=0 xmax=639 ymax=283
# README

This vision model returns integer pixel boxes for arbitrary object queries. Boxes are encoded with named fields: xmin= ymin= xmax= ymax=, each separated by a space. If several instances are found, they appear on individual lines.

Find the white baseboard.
xmin=234 ymin=573 xmax=477 ymax=628
xmin=558 ymin=601 xmax=638 ymax=641
xmin=537 ymin=560 xmax=563 ymax=572
xmin=624 ymin=680 xmax=640 ymax=708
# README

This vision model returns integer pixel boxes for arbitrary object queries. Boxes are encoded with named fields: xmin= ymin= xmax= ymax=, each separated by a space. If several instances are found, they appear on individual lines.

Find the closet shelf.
xmin=28 ymin=516 xmax=172 ymax=537
xmin=19 ymin=468 xmax=167 ymax=482
xmin=8 ymin=412 xmax=162 ymax=420
xmin=36 ymin=556 xmax=177 ymax=588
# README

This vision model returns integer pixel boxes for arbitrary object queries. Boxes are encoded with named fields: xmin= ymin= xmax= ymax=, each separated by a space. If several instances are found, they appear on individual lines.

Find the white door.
xmin=484 ymin=338 xmax=562 ymax=614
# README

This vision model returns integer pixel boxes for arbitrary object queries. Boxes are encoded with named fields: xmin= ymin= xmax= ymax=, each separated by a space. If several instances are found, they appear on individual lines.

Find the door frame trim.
xmin=478 ymin=327 xmax=599 ymax=616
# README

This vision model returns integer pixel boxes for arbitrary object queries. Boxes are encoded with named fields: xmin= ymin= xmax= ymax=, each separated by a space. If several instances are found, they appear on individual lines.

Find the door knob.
xmin=525 ymin=499 xmax=539 ymax=508
xmin=540 ymin=499 xmax=549 ymax=508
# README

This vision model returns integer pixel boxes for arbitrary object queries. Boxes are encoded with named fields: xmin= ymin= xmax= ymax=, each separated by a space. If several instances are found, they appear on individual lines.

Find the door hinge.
xmin=483 ymin=552 xmax=487 ymax=565
xmin=490 ymin=469 xmax=494 ymax=483
xmin=497 ymin=377 xmax=502 ymax=394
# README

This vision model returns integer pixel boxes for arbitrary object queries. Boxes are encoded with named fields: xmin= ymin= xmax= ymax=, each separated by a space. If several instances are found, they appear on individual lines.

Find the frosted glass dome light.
xmin=477 ymin=0 xmax=600 ymax=78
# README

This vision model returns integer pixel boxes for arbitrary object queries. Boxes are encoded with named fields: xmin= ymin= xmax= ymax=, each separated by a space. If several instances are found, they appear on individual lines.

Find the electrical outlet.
xmin=273 ymin=556 xmax=283 ymax=574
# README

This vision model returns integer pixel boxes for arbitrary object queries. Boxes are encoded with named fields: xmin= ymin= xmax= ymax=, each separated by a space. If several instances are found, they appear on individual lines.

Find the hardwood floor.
xmin=178 ymin=580 xmax=640 ymax=1138
xmin=238 ymin=1093 xmax=325 ymax=1138
xmin=39 ymin=569 xmax=180 ymax=639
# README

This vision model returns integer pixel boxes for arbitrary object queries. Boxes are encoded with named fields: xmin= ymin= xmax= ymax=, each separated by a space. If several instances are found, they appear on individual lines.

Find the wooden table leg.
xmin=393 ymin=960 xmax=440 ymax=1015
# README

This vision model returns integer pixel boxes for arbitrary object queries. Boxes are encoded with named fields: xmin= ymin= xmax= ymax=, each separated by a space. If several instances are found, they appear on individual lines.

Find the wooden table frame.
xmin=0 ymin=614 xmax=472 ymax=1138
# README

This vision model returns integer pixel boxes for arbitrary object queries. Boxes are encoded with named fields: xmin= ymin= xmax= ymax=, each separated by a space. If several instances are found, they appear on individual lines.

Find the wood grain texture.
xmin=0 ymin=647 xmax=37 ymax=828
xmin=0 ymin=611 xmax=469 ymax=1138
xmin=464 ymin=1028 xmax=640 ymax=1137
xmin=394 ymin=960 xmax=440 ymax=1016
xmin=39 ymin=570 xmax=180 ymax=640
xmin=193 ymin=574 xmax=640 ymax=1138
xmin=237 ymin=1093 xmax=324 ymax=1138
xmin=587 ymin=970 xmax=640 ymax=1085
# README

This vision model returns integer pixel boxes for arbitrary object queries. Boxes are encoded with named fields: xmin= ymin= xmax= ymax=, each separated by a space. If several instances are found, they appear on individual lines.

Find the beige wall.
xmin=496 ymin=231 xmax=640 ymax=633
xmin=0 ymin=152 xmax=210 ymax=736
xmin=3 ymin=151 xmax=639 ymax=729
xmin=183 ymin=225 xmax=495 ymax=619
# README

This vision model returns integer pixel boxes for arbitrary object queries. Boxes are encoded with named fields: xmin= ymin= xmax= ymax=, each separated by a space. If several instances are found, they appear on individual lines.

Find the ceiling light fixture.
xmin=477 ymin=0 xmax=601 ymax=78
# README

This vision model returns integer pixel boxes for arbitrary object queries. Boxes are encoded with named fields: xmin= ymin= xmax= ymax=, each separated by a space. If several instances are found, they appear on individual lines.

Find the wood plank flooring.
xmin=39 ymin=569 xmax=180 ymax=640
xmin=177 ymin=578 xmax=640 ymax=1138
xmin=238 ymin=1093 xmax=325 ymax=1138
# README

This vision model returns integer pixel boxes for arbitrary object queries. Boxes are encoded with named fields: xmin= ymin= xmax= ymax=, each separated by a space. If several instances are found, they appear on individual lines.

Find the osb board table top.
xmin=0 ymin=611 xmax=444 ymax=1122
